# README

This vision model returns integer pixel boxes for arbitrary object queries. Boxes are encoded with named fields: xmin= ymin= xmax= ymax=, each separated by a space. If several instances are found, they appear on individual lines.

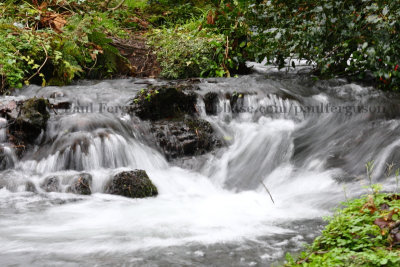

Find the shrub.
xmin=250 ymin=0 xmax=400 ymax=90
xmin=148 ymin=27 xmax=227 ymax=79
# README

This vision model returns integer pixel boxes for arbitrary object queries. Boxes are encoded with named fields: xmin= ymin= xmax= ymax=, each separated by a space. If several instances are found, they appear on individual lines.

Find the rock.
xmin=4 ymin=97 xmax=50 ymax=157
xmin=40 ymin=176 xmax=61 ymax=192
xmin=105 ymin=170 xmax=158 ymax=198
xmin=0 ymin=146 xmax=16 ymax=171
xmin=228 ymin=92 xmax=245 ymax=113
xmin=132 ymin=85 xmax=197 ymax=120
xmin=10 ymin=97 xmax=50 ymax=143
xmin=0 ymin=99 xmax=19 ymax=119
xmin=203 ymin=92 xmax=219 ymax=115
xmin=151 ymin=117 xmax=221 ymax=160
xmin=67 ymin=173 xmax=92 ymax=195
xmin=25 ymin=181 xmax=37 ymax=193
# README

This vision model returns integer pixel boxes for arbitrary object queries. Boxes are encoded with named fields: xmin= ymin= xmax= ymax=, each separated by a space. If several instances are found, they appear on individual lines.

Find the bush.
xmin=148 ymin=27 xmax=227 ymax=79
xmin=0 ymin=0 xmax=131 ymax=92
xmin=250 ymin=0 xmax=400 ymax=90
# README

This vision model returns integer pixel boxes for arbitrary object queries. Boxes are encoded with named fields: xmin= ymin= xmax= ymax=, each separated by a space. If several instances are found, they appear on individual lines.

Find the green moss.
xmin=105 ymin=170 xmax=158 ymax=198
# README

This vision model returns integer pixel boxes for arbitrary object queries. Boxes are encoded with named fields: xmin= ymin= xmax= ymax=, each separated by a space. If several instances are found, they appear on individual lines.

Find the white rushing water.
xmin=1 ymin=73 xmax=399 ymax=266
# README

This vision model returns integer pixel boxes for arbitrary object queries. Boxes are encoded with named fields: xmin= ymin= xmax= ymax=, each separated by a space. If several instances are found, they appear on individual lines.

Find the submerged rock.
xmin=25 ymin=181 xmax=37 ymax=193
xmin=0 ymin=146 xmax=16 ymax=171
xmin=105 ymin=170 xmax=158 ymax=198
xmin=67 ymin=173 xmax=92 ymax=195
xmin=151 ymin=117 xmax=221 ymax=160
xmin=40 ymin=176 xmax=61 ymax=192
xmin=132 ymin=85 xmax=197 ymax=120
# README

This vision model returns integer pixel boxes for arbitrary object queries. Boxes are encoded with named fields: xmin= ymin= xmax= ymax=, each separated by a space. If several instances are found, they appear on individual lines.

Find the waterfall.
xmin=0 ymin=73 xmax=399 ymax=266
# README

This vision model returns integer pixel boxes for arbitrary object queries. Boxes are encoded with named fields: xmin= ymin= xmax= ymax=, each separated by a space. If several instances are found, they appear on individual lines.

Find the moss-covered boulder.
xmin=132 ymin=85 xmax=197 ymax=120
xmin=67 ymin=173 xmax=92 ymax=195
xmin=151 ymin=117 xmax=222 ymax=160
xmin=105 ymin=170 xmax=158 ymax=198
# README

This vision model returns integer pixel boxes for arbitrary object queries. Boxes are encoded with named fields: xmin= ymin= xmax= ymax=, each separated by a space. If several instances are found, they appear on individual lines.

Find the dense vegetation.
xmin=285 ymin=162 xmax=400 ymax=266
xmin=250 ymin=0 xmax=400 ymax=90
xmin=1 ymin=0 xmax=399 ymax=92
xmin=285 ymin=191 xmax=400 ymax=266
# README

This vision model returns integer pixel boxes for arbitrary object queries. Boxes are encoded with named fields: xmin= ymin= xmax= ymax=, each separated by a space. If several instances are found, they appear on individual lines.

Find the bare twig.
xmin=109 ymin=0 xmax=125 ymax=11
xmin=260 ymin=180 xmax=275 ymax=204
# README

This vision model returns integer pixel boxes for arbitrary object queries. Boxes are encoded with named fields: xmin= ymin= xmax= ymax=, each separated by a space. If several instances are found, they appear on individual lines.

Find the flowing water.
xmin=1 ymin=69 xmax=400 ymax=266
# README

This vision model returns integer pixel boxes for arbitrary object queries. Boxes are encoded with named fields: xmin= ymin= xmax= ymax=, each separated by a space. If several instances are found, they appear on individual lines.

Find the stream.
xmin=1 ymin=68 xmax=400 ymax=266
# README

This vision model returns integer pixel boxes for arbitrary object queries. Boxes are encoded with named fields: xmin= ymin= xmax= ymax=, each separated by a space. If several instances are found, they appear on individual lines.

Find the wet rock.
xmin=105 ymin=170 xmax=158 ymax=198
xmin=0 ymin=146 xmax=16 ymax=171
xmin=203 ymin=92 xmax=219 ymax=115
xmin=151 ymin=118 xmax=221 ymax=160
xmin=2 ymin=97 xmax=50 ymax=157
xmin=9 ymin=97 xmax=50 ymax=143
xmin=228 ymin=92 xmax=246 ymax=113
xmin=67 ymin=173 xmax=92 ymax=195
xmin=40 ymin=176 xmax=61 ymax=192
xmin=25 ymin=181 xmax=37 ymax=193
xmin=0 ymin=100 xmax=19 ymax=119
xmin=131 ymin=85 xmax=197 ymax=120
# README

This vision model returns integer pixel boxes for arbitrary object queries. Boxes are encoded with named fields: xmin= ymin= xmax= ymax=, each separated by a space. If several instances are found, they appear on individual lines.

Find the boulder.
xmin=9 ymin=97 xmax=50 ymax=143
xmin=105 ymin=170 xmax=158 ymax=198
xmin=151 ymin=117 xmax=221 ymax=160
xmin=25 ymin=181 xmax=38 ymax=193
xmin=40 ymin=176 xmax=61 ymax=192
xmin=67 ymin=173 xmax=92 ymax=195
xmin=131 ymin=85 xmax=197 ymax=120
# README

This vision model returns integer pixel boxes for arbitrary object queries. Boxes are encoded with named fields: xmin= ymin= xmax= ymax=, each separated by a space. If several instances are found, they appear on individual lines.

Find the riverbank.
xmin=2 ymin=1 xmax=398 ymax=93
xmin=0 ymin=0 xmax=249 ymax=93
xmin=285 ymin=191 xmax=400 ymax=266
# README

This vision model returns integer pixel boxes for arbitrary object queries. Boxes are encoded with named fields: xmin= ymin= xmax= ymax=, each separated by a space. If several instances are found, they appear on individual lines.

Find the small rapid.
xmin=1 ymin=71 xmax=400 ymax=266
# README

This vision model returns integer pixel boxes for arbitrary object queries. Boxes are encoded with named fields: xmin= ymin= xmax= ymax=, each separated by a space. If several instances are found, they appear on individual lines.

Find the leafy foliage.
xmin=148 ymin=27 xmax=227 ymax=79
xmin=285 ymin=192 xmax=400 ymax=266
xmin=0 ymin=0 xmax=134 ymax=92
xmin=250 ymin=0 xmax=400 ymax=90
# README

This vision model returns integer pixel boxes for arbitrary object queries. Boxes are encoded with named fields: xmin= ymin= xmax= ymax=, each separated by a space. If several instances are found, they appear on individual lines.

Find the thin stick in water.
xmin=260 ymin=180 xmax=275 ymax=204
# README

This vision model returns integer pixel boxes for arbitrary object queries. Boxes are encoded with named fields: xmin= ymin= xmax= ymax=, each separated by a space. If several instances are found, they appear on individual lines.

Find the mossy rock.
xmin=10 ymin=97 xmax=50 ymax=144
xmin=151 ymin=117 xmax=222 ymax=160
xmin=105 ymin=170 xmax=158 ymax=198
xmin=132 ymin=85 xmax=197 ymax=120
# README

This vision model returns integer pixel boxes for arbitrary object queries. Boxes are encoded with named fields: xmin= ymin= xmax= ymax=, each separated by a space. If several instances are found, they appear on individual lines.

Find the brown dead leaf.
xmin=52 ymin=14 xmax=66 ymax=33
xmin=38 ymin=1 xmax=47 ymax=11
xmin=40 ymin=12 xmax=66 ymax=33
xmin=360 ymin=195 xmax=377 ymax=214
